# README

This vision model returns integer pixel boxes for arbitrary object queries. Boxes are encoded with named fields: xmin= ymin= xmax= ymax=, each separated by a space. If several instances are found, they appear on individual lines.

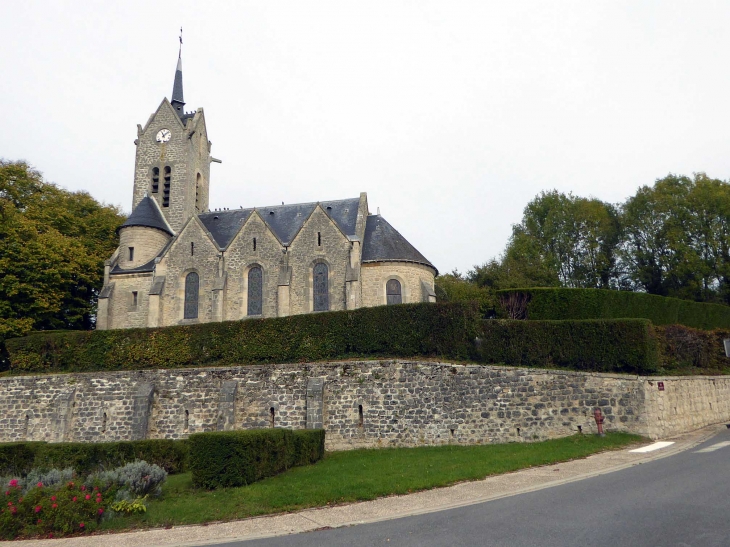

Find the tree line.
xmin=438 ymin=173 xmax=730 ymax=308
xmin=0 ymin=160 xmax=124 ymax=341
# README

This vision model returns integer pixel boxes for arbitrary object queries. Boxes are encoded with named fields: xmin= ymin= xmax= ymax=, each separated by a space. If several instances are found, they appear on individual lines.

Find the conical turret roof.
xmin=118 ymin=196 xmax=174 ymax=235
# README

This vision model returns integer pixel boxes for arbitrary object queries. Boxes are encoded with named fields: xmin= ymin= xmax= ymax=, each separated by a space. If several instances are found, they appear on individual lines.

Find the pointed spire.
xmin=171 ymin=27 xmax=185 ymax=117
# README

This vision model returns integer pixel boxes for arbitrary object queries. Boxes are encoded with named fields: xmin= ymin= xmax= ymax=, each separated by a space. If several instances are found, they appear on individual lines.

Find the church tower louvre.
xmin=130 ymin=37 xmax=216 ymax=234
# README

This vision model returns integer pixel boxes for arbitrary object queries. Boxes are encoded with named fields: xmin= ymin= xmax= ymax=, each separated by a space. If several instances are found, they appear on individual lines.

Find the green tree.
xmin=0 ymin=160 xmax=124 ymax=340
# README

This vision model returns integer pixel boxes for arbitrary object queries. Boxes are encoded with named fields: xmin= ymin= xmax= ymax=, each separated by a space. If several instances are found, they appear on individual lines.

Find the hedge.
xmin=496 ymin=288 xmax=730 ymax=330
xmin=5 ymin=303 xmax=480 ymax=374
xmin=188 ymin=429 xmax=326 ymax=489
xmin=0 ymin=439 xmax=189 ymax=477
xmin=655 ymin=325 xmax=730 ymax=375
xmin=476 ymin=319 xmax=660 ymax=374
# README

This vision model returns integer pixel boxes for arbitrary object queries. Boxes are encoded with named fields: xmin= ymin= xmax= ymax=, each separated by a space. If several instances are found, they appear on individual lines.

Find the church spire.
xmin=171 ymin=27 xmax=185 ymax=117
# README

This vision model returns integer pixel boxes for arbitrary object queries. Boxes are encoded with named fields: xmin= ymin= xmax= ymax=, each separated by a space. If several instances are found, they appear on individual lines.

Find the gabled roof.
xmin=118 ymin=196 xmax=174 ymax=236
xmin=362 ymin=215 xmax=437 ymax=274
xmin=198 ymin=197 xmax=361 ymax=248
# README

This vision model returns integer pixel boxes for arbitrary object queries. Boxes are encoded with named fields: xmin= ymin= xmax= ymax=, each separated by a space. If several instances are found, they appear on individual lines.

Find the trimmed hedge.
xmin=497 ymin=288 xmax=730 ymax=330
xmin=5 ymin=303 xmax=480 ymax=373
xmin=476 ymin=319 xmax=660 ymax=374
xmin=655 ymin=325 xmax=730 ymax=375
xmin=0 ymin=439 xmax=189 ymax=477
xmin=188 ymin=429 xmax=326 ymax=489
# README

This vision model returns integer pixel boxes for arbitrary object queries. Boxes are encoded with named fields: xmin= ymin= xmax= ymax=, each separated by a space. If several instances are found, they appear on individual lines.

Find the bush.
xmin=0 ymin=477 xmax=109 ymax=539
xmin=5 ymin=303 xmax=480 ymax=374
xmin=22 ymin=468 xmax=74 ymax=494
xmin=86 ymin=461 xmax=166 ymax=498
xmin=188 ymin=429 xmax=325 ymax=490
xmin=475 ymin=319 xmax=660 ymax=374
xmin=0 ymin=439 xmax=188 ymax=477
xmin=655 ymin=325 xmax=730 ymax=375
xmin=496 ymin=288 xmax=730 ymax=330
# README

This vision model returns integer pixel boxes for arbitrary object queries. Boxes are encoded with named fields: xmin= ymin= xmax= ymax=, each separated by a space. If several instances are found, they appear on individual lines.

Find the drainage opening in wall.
xmin=270 ymin=407 xmax=275 ymax=428
xmin=450 ymin=429 xmax=455 ymax=438
xmin=577 ymin=425 xmax=583 ymax=434
xmin=516 ymin=427 xmax=521 ymax=436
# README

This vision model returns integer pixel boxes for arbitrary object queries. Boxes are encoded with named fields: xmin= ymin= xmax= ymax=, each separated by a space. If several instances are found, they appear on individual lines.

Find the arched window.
xmin=151 ymin=167 xmax=159 ymax=193
xmin=247 ymin=266 xmax=263 ymax=316
xmin=313 ymin=263 xmax=329 ymax=311
xmin=386 ymin=279 xmax=402 ymax=305
xmin=163 ymin=166 xmax=171 ymax=207
xmin=184 ymin=272 xmax=199 ymax=319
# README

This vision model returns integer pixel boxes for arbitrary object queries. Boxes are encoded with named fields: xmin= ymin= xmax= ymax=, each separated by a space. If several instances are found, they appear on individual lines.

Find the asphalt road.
xmin=219 ymin=429 xmax=730 ymax=547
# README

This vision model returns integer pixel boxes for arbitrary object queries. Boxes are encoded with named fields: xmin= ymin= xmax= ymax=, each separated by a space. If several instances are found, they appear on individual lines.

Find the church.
xmin=97 ymin=50 xmax=437 ymax=330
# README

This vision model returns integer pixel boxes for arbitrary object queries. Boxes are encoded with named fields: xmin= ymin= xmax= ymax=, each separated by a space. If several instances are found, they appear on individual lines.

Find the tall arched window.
xmin=247 ymin=266 xmax=263 ymax=316
xmin=184 ymin=272 xmax=199 ymax=319
xmin=386 ymin=279 xmax=402 ymax=305
xmin=313 ymin=263 xmax=329 ymax=312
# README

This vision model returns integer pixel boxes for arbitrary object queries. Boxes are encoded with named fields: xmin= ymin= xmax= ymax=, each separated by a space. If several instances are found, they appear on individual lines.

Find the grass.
xmin=101 ymin=432 xmax=641 ymax=531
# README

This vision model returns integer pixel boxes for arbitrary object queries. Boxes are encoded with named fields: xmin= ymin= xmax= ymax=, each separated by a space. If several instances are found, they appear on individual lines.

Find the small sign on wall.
xmin=658 ymin=381 xmax=665 ymax=391
xmin=724 ymin=339 xmax=730 ymax=358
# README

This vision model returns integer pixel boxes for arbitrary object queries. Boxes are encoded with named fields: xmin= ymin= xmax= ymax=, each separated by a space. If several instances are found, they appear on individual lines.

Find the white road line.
xmin=694 ymin=441 xmax=730 ymax=453
xmin=629 ymin=441 xmax=675 ymax=453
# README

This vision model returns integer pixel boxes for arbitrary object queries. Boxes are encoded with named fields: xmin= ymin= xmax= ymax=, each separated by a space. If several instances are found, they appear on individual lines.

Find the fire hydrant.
xmin=594 ymin=408 xmax=605 ymax=437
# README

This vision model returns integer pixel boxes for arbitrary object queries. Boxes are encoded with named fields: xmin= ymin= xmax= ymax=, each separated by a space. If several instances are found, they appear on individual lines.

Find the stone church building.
xmin=97 ymin=51 xmax=437 ymax=330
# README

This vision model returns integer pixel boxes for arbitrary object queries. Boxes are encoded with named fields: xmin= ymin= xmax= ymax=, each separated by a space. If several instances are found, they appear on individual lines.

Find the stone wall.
xmin=5 ymin=361 xmax=722 ymax=449
xmin=361 ymin=262 xmax=436 ymax=306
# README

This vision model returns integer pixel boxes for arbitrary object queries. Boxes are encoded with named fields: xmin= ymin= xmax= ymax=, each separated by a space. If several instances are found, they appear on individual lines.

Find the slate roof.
xmin=118 ymin=196 xmax=173 ymax=235
xmin=362 ymin=215 xmax=437 ymax=274
xmin=198 ymin=197 xmax=361 ymax=248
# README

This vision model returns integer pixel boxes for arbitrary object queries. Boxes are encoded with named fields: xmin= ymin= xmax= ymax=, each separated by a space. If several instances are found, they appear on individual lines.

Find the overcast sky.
xmin=3 ymin=1 xmax=730 ymax=274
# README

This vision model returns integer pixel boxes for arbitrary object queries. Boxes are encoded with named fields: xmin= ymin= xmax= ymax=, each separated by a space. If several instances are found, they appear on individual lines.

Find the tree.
xmin=0 ymin=160 xmax=125 ymax=339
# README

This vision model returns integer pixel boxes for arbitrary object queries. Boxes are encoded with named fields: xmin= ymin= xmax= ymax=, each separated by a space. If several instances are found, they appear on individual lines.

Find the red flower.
xmin=8 ymin=479 xmax=18 ymax=488
xmin=10 ymin=506 xmax=17 ymax=514
xmin=37 ymin=519 xmax=42 ymax=524
xmin=50 ymin=495 xmax=56 ymax=501
xmin=35 ymin=505 xmax=42 ymax=513
xmin=18 ymin=498 xmax=22 ymax=503
xmin=37 ymin=482 xmax=43 ymax=488
xmin=94 ymin=486 xmax=99 ymax=491
xmin=80 ymin=485 xmax=86 ymax=491
xmin=48 ymin=533 xmax=53 ymax=538
xmin=85 ymin=494 xmax=91 ymax=500
xmin=72 ymin=496 xmax=77 ymax=502
xmin=7 ymin=502 xmax=12 ymax=507
xmin=98 ymin=508 xmax=104 ymax=515
xmin=79 ymin=522 xmax=85 ymax=528
xmin=52 ymin=503 xmax=58 ymax=509
xmin=4 ymin=491 xmax=8 ymax=496
xmin=67 ymin=481 xmax=74 ymax=487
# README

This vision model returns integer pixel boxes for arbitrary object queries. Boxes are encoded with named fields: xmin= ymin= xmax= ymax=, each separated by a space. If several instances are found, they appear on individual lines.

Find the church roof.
xmin=198 ymin=197 xmax=361 ymax=248
xmin=362 ymin=215 xmax=437 ymax=274
xmin=118 ymin=196 xmax=174 ymax=236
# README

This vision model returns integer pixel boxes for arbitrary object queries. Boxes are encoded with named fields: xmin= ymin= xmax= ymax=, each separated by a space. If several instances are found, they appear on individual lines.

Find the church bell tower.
xmin=130 ymin=33 xmax=214 ymax=233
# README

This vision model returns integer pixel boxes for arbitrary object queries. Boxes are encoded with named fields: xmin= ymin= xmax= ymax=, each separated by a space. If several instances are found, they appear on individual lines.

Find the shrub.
xmin=655 ymin=325 xmax=730 ymax=375
xmin=5 ymin=303 xmax=480 ymax=374
xmin=496 ymin=288 xmax=730 ymax=330
xmin=188 ymin=429 xmax=325 ymax=490
xmin=0 ymin=439 xmax=188 ymax=478
xmin=86 ymin=461 xmax=166 ymax=498
xmin=0 ymin=477 xmax=109 ymax=539
xmin=475 ymin=319 xmax=660 ymax=374
xmin=22 ymin=468 xmax=74 ymax=494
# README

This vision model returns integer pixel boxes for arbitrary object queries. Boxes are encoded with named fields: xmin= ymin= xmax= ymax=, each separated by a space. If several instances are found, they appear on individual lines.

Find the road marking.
xmin=694 ymin=441 xmax=730 ymax=453
xmin=629 ymin=441 xmax=675 ymax=453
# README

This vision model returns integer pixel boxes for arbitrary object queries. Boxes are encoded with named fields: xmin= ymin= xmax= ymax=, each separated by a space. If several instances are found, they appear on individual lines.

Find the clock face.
xmin=156 ymin=129 xmax=171 ymax=143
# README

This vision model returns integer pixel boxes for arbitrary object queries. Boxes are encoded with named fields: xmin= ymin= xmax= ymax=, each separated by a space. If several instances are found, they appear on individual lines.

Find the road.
xmin=216 ymin=429 xmax=730 ymax=547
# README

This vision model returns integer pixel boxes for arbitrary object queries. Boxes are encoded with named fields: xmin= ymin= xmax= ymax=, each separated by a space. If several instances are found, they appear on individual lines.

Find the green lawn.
xmin=101 ymin=432 xmax=641 ymax=531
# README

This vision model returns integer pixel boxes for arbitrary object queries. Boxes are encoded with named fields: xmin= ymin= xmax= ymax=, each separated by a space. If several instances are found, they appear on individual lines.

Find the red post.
xmin=593 ymin=408 xmax=605 ymax=436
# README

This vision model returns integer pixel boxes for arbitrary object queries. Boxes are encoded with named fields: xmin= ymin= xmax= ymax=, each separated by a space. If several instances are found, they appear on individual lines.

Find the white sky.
xmin=3 ymin=1 xmax=730 ymax=275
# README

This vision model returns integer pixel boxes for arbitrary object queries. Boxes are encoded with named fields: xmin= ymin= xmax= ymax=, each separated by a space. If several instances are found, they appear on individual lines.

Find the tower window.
xmin=270 ymin=407 xmax=275 ymax=428
xmin=253 ymin=237 xmax=257 ymax=251
xmin=317 ymin=232 xmax=321 ymax=246
xmin=163 ymin=166 xmax=171 ymax=208
xmin=248 ymin=266 xmax=263 ymax=316
xmin=184 ymin=271 xmax=199 ymax=319
xmin=386 ymin=279 xmax=402 ymax=305
xmin=132 ymin=291 xmax=138 ymax=307
xmin=128 ymin=247 xmax=134 ymax=261
xmin=191 ymin=242 xmax=194 ymax=256
xmin=195 ymin=173 xmax=201 ymax=211
xmin=313 ymin=262 xmax=329 ymax=311
xmin=151 ymin=167 xmax=159 ymax=193
xmin=358 ymin=404 xmax=364 ymax=427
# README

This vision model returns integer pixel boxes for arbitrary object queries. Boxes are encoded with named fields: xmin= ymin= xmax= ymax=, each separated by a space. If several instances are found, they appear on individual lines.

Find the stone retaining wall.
xmin=0 ymin=361 xmax=727 ymax=449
